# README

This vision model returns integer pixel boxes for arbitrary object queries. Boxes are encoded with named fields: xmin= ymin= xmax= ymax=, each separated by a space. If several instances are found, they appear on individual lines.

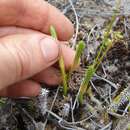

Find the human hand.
xmin=0 ymin=0 xmax=75 ymax=97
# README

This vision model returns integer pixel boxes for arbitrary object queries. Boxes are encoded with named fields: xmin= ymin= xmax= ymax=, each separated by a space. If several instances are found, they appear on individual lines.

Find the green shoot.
xmin=78 ymin=0 xmax=121 ymax=103
xmin=50 ymin=26 xmax=68 ymax=96
xmin=78 ymin=65 xmax=95 ymax=103
xmin=68 ymin=40 xmax=85 ymax=81
xmin=59 ymin=56 xmax=68 ymax=96
xmin=72 ymin=41 xmax=85 ymax=70
xmin=108 ymin=86 xmax=130 ymax=117
xmin=94 ymin=38 xmax=113 ymax=71
xmin=127 ymin=124 xmax=130 ymax=130
xmin=93 ymin=0 xmax=121 ymax=70
xmin=50 ymin=25 xmax=58 ymax=40
xmin=0 ymin=98 xmax=5 ymax=106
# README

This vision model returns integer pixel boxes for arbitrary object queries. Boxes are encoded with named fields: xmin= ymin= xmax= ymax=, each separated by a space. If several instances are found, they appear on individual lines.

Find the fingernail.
xmin=40 ymin=38 xmax=59 ymax=62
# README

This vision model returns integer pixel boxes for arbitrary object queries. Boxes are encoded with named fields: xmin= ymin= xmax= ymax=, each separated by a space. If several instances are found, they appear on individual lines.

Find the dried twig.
xmin=94 ymin=74 xmax=117 ymax=89
xmin=43 ymin=87 xmax=60 ymax=129
xmin=68 ymin=0 xmax=79 ymax=49
xmin=21 ymin=108 xmax=38 ymax=130
xmin=99 ymin=122 xmax=112 ymax=130
xmin=62 ymin=0 xmax=77 ymax=14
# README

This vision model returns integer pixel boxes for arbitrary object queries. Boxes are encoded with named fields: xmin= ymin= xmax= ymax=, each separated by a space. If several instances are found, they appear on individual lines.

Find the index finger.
xmin=0 ymin=0 xmax=74 ymax=40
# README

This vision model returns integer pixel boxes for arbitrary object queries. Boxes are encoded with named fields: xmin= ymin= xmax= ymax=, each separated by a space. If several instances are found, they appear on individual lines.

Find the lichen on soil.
xmin=0 ymin=0 xmax=130 ymax=130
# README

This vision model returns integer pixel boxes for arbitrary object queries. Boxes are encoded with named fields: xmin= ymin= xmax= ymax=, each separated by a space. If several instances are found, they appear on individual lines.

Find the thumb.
xmin=0 ymin=34 xmax=59 ymax=90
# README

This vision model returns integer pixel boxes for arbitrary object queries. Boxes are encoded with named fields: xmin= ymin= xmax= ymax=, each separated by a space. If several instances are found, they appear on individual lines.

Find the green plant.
xmin=0 ymin=98 xmax=6 ymax=107
xmin=71 ymin=41 xmax=85 ymax=70
xmin=108 ymin=86 xmax=130 ymax=117
xmin=50 ymin=26 xmax=58 ymax=39
xmin=78 ymin=0 xmax=122 ymax=103
xmin=78 ymin=65 xmax=95 ymax=103
xmin=50 ymin=26 xmax=86 ymax=96
xmin=127 ymin=124 xmax=130 ymax=130
xmin=68 ymin=40 xmax=85 ymax=81
xmin=50 ymin=26 xmax=68 ymax=96
xmin=49 ymin=0 xmax=122 ymax=102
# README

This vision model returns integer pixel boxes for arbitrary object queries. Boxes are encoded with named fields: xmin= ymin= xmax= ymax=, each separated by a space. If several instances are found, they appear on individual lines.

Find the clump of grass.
xmin=78 ymin=0 xmax=122 ymax=103
xmin=49 ymin=0 xmax=122 ymax=102
xmin=50 ymin=26 xmax=68 ymax=96
xmin=108 ymin=85 xmax=130 ymax=117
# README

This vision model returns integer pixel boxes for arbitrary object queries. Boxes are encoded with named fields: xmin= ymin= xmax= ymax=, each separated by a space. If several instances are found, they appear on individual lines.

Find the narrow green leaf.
xmin=50 ymin=25 xmax=58 ymax=40
xmin=72 ymin=40 xmax=85 ymax=70
xmin=67 ymin=40 xmax=85 ymax=82
xmin=0 ymin=98 xmax=5 ymax=107
xmin=79 ymin=65 xmax=95 ymax=103
xmin=50 ymin=25 xmax=68 ymax=96
xmin=59 ymin=56 xmax=68 ymax=96
xmin=127 ymin=124 xmax=130 ymax=130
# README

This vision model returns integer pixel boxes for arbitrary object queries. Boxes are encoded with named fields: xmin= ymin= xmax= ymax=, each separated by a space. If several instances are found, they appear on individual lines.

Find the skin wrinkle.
xmin=2 ymin=39 xmax=27 ymax=82
xmin=0 ymin=43 xmax=18 ymax=87
xmin=3 ymin=38 xmax=26 ymax=82
xmin=14 ymin=40 xmax=32 ymax=80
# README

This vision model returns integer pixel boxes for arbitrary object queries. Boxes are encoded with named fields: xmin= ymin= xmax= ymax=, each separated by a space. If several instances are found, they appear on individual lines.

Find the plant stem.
xmin=50 ymin=26 xmax=68 ymax=96
xmin=68 ymin=40 xmax=85 ymax=81
xmin=79 ymin=65 xmax=95 ymax=103
xmin=72 ymin=40 xmax=85 ymax=70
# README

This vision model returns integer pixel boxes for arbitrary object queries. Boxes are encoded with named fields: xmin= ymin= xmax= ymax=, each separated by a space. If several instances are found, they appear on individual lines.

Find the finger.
xmin=0 ymin=80 xmax=41 ymax=97
xmin=0 ymin=26 xmax=37 ymax=37
xmin=0 ymin=0 xmax=74 ymax=40
xmin=62 ymin=44 xmax=75 ymax=70
xmin=0 ymin=26 xmax=74 ymax=69
xmin=0 ymin=33 xmax=59 ymax=90
xmin=0 ymin=27 xmax=69 ymax=45
xmin=32 ymin=67 xmax=62 ymax=86
xmin=0 ymin=26 xmax=75 ymax=69
xmin=32 ymin=44 xmax=76 ymax=85
xmin=47 ymin=45 xmax=75 ymax=70
xmin=0 ymin=33 xmax=75 ymax=90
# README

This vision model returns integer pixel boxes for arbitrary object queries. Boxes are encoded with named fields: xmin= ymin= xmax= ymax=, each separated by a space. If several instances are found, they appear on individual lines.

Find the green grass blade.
xmin=72 ymin=40 xmax=85 ymax=70
xmin=50 ymin=25 xmax=58 ymax=40
xmin=94 ymin=0 xmax=120 ymax=68
xmin=67 ymin=40 xmax=85 ymax=82
xmin=59 ymin=56 xmax=68 ymax=96
xmin=50 ymin=25 xmax=68 ymax=96
xmin=0 ymin=98 xmax=5 ymax=107
xmin=79 ymin=65 xmax=95 ymax=103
